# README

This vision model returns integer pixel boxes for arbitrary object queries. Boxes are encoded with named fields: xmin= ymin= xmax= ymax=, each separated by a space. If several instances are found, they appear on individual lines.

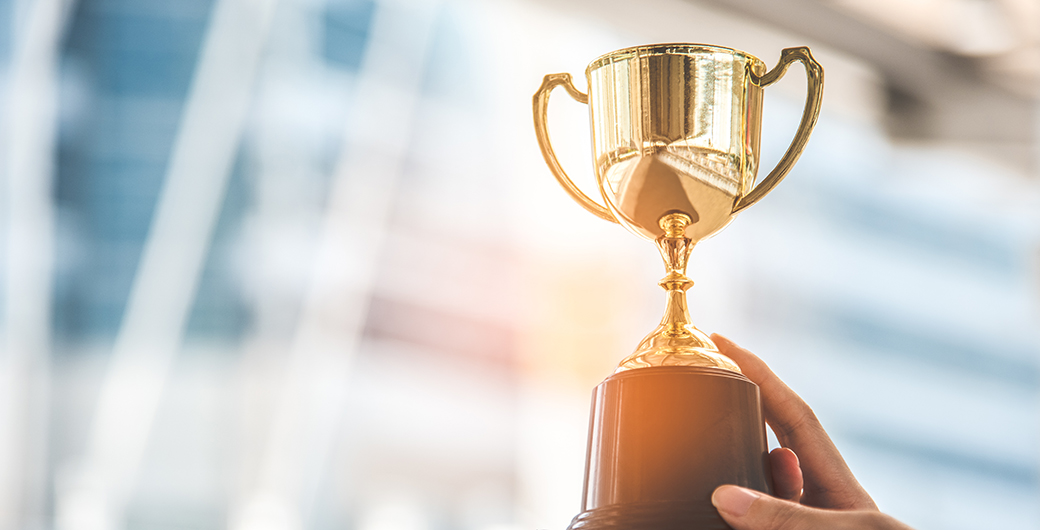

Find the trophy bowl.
xmin=533 ymin=43 xmax=823 ymax=530
xmin=588 ymin=44 xmax=767 ymax=243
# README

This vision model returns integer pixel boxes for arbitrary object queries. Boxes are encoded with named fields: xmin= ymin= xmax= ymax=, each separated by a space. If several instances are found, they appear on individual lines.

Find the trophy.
xmin=533 ymin=44 xmax=823 ymax=529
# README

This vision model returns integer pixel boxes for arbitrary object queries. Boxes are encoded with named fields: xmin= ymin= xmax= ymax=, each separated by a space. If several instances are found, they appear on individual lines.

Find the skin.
xmin=709 ymin=333 xmax=916 ymax=530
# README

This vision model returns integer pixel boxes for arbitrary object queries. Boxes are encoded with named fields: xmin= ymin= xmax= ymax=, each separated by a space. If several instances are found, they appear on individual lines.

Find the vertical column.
xmin=0 ymin=0 xmax=70 ymax=528
xmin=53 ymin=0 xmax=277 ymax=529
xmin=230 ymin=1 xmax=439 ymax=529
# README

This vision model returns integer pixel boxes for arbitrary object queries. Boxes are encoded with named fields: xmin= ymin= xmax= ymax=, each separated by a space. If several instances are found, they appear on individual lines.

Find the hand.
xmin=708 ymin=334 xmax=915 ymax=530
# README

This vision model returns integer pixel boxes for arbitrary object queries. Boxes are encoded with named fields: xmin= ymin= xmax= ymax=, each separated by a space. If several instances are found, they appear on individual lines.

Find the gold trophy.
xmin=533 ymin=44 xmax=822 ymax=529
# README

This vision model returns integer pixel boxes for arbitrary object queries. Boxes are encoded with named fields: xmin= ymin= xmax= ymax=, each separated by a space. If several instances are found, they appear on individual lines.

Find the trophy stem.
xmin=616 ymin=213 xmax=741 ymax=373
xmin=656 ymin=214 xmax=695 ymax=337
xmin=660 ymin=288 xmax=692 ymax=335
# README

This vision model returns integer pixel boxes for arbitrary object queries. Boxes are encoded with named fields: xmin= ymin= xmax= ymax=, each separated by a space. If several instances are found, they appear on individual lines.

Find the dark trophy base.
xmin=567 ymin=366 xmax=771 ymax=530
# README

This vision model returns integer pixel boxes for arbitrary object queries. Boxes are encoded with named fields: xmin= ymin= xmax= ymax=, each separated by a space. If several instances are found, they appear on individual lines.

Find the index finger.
xmin=711 ymin=333 xmax=877 ymax=511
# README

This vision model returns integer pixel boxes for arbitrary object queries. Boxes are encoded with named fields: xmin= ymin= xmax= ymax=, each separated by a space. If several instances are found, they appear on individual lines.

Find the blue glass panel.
xmin=323 ymin=0 xmax=374 ymax=70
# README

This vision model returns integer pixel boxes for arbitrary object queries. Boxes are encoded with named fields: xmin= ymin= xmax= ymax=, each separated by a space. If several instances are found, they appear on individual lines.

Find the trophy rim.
xmin=603 ymin=365 xmax=752 ymax=385
xmin=585 ymin=43 xmax=766 ymax=74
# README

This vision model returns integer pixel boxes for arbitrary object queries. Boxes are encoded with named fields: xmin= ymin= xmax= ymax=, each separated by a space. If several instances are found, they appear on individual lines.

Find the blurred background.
xmin=0 ymin=0 xmax=1039 ymax=529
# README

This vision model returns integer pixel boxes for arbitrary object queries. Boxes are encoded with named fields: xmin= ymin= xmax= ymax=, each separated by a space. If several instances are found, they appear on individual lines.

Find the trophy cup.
xmin=532 ymin=44 xmax=823 ymax=529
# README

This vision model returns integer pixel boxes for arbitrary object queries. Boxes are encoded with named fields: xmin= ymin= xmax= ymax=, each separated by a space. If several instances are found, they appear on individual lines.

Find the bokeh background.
xmin=1 ymin=0 xmax=1039 ymax=529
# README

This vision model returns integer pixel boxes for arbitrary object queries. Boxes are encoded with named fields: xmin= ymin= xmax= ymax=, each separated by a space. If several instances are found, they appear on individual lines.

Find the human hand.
xmin=708 ymin=334 xmax=915 ymax=530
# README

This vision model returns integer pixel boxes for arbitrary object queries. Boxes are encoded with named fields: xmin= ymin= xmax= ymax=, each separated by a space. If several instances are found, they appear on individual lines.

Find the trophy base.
xmin=567 ymin=501 xmax=731 ymax=530
xmin=568 ymin=366 xmax=771 ymax=530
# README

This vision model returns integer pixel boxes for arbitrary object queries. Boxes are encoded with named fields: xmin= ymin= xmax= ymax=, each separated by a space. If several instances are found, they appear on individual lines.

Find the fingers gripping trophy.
xmin=532 ymin=44 xmax=823 ymax=529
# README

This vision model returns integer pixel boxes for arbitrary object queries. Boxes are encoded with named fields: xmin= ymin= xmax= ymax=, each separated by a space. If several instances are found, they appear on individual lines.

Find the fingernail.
xmin=712 ymin=486 xmax=760 ymax=517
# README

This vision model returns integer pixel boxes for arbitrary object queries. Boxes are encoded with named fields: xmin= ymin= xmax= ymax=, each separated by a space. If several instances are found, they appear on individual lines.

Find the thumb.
xmin=712 ymin=485 xmax=879 ymax=530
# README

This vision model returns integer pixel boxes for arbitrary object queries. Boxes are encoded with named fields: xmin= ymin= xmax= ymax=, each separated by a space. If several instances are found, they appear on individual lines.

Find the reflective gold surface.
xmin=616 ymin=213 xmax=741 ymax=372
xmin=589 ymin=44 xmax=764 ymax=242
xmin=533 ymin=44 xmax=823 ymax=372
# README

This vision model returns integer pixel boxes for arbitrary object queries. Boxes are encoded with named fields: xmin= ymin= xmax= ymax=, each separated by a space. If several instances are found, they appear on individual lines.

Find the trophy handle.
xmin=733 ymin=47 xmax=824 ymax=214
xmin=533 ymin=73 xmax=618 ymax=223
